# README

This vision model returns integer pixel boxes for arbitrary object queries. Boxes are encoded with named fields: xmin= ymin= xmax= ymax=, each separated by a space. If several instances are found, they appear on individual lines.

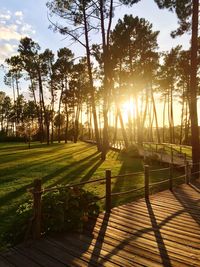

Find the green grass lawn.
xmin=0 ymin=141 xmax=184 ymax=248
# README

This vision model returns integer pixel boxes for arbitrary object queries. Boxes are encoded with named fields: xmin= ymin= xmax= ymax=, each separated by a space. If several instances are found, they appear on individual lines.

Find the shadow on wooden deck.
xmin=1 ymin=180 xmax=200 ymax=267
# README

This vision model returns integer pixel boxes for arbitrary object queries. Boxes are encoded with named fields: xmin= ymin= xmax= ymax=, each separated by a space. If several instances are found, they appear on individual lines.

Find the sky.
xmin=0 ymin=0 xmax=191 ymax=90
xmin=0 ymin=0 xmax=195 ymax=125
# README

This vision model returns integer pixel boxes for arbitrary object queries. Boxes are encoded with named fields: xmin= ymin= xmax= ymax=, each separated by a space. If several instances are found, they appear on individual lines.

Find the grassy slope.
xmin=0 ymin=141 xmax=184 ymax=247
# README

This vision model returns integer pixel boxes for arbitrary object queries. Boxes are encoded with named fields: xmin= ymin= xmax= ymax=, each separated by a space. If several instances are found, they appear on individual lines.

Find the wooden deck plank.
xmin=88 ymin=213 xmax=200 ymax=255
xmin=113 ymin=206 xmax=200 ymax=238
xmin=33 ymin=239 xmax=90 ymax=267
xmin=84 ymin=223 xmax=199 ymax=267
xmin=120 ymin=199 xmax=200 ymax=225
xmin=46 ymin=237 xmax=124 ymax=267
xmin=0 ymin=257 xmax=15 ymax=267
xmin=48 ymin=236 xmax=142 ymax=267
xmin=1 ymin=181 xmax=200 ymax=267
xmin=15 ymin=245 xmax=67 ymax=267
xmin=91 ymin=211 xmax=200 ymax=249
xmin=125 ymin=202 xmax=200 ymax=223
xmin=62 ymin=234 xmax=163 ymax=267
xmin=3 ymin=248 xmax=41 ymax=267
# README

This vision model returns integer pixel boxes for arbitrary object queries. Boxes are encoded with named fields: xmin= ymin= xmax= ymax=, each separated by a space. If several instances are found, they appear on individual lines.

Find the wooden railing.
xmin=86 ymin=139 xmax=192 ymax=164
xmin=29 ymin=160 xmax=200 ymax=240
xmin=142 ymin=142 xmax=191 ymax=163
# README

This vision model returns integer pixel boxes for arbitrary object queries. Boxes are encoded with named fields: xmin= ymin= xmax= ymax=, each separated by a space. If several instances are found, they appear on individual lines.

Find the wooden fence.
xmin=87 ymin=139 xmax=192 ymax=163
xmin=142 ymin=142 xmax=191 ymax=163
xmin=29 ymin=160 xmax=200 ymax=240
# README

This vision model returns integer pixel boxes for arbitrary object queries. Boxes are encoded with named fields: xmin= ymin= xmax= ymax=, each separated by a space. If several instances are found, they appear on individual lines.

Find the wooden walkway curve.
xmin=1 ymin=180 xmax=200 ymax=267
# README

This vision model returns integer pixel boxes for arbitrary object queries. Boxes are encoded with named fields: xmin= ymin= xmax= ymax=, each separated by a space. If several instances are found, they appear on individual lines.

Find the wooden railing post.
xmin=105 ymin=169 xmax=111 ymax=213
xmin=185 ymin=161 xmax=190 ymax=184
xmin=33 ymin=179 xmax=42 ymax=239
xmin=169 ymin=163 xmax=173 ymax=191
xmin=144 ymin=165 xmax=149 ymax=199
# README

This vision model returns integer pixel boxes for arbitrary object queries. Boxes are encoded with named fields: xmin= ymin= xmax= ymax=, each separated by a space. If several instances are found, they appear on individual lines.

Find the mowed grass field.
xmin=0 ymin=141 xmax=184 ymax=248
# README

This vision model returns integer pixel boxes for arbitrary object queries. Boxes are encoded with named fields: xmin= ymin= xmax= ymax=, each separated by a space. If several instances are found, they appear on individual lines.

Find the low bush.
xmin=122 ymin=144 xmax=140 ymax=157
xmin=0 ymin=131 xmax=25 ymax=142
xmin=2 ymin=187 xmax=100 ymax=246
xmin=145 ymin=153 xmax=160 ymax=164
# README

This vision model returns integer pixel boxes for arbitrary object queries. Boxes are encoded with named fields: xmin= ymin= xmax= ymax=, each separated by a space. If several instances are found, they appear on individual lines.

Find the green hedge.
xmin=2 ymin=187 xmax=100 ymax=246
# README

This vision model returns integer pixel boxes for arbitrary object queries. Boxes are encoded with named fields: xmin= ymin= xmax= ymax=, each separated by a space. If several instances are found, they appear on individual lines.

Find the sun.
xmin=120 ymin=100 xmax=136 ymax=122
xmin=121 ymin=100 xmax=136 ymax=114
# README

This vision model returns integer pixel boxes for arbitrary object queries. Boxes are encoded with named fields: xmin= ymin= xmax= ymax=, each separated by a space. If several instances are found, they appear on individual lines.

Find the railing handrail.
xmin=30 ymin=156 xmax=200 ymax=240
xmin=30 ymin=162 xmax=200 ymax=195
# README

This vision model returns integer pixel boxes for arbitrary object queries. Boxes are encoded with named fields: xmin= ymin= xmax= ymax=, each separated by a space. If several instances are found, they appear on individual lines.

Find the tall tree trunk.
xmin=190 ymin=0 xmax=199 ymax=174
xmin=142 ymin=89 xmax=148 ymax=142
xmin=128 ymin=97 xmax=133 ymax=144
xmin=117 ymin=107 xmax=129 ymax=149
xmin=38 ymin=68 xmax=49 ymax=145
xmin=180 ymin=89 xmax=185 ymax=145
xmin=65 ymin=109 xmax=69 ymax=143
xmin=30 ymin=78 xmax=42 ymax=143
xmin=184 ymin=99 xmax=189 ymax=144
xmin=12 ymin=78 xmax=15 ymax=102
xmin=170 ymin=84 xmax=175 ymax=143
xmin=83 ymin=6 xmax=101 ymax=151
xmin=58 ymin=83 xmax=64 ymax=143
xmin=151 ymin=85 xmax=161 ymax=143
xmin=162 ymin=94 xmax=166 ymax=143
xmin=168 ymin=89 xmax=172 ymax=143
xmin=74 ymin=101 xmax=81 ymax=143
xmin=99 ymin=0 xmax=113 ymax=160
xmin=149 ymin=99 xmax=154 ymax=142
xmin=113 ymin=110 xmax=118 ymax=145
xmin=136 ymin=95 xmax=142 ymax=143
xmin=51 ymin=85 xmax=55 ymax=144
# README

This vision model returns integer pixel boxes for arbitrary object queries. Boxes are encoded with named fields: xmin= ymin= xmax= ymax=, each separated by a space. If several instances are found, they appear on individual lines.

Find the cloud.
xmin=0 ymin=9 xmax=35 ymax=39
xmin=0 ymin=24 xmax=21 ymax=41
xmin=14 ymin=11 xmax=23 ymax=18
xmin=0 ymin=43 xmax=17 ymax=61
xmin=0 ymin=10 xmax=11 ymax=21
xmin=21 ymin=23 xmax=36 ymax=35
xmin=0 ymin=9 xmax=36 ymax=62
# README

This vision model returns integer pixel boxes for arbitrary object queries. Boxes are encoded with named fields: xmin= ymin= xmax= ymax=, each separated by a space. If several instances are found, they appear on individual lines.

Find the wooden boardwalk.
xmin=1 ymin=180 xmax=200 ymax=267
xmin=137 ymin=147 xmax=189 ymax=166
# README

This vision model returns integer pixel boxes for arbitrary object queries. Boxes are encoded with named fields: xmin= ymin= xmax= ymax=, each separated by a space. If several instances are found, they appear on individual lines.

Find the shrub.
xmin=1 ymin=201 xmax=33 ymax=246
xmin=122 ymin=145 xmax=140 ymax=157
xmin=42 ymin=187 xmax=100 ymax=233
xmin=3 ymin=187 xmax=100 ymax=246
xmin=0 ymin=131 xmax=25 ymax=142
xmin=145 ymin=153 xmax=160 ymax=164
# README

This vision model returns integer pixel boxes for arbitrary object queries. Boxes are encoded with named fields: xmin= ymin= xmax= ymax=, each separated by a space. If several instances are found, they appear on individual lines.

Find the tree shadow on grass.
xmin=0 ymin=145 xmax=98 ymax=184
xmin=0 ymin=152 xmax=74 ymax=179
xmin=45 ymin=152 xmax=101 ymax=188
xmin=80 ymin=159 xmax=104 ymax=183
xmin=0 ymin=151 xmax=101 ymax=228
xmin=0 ymin=144 xmax=95 ymax=165
xmin=111 ymin=152 xmax=144 ymax=207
